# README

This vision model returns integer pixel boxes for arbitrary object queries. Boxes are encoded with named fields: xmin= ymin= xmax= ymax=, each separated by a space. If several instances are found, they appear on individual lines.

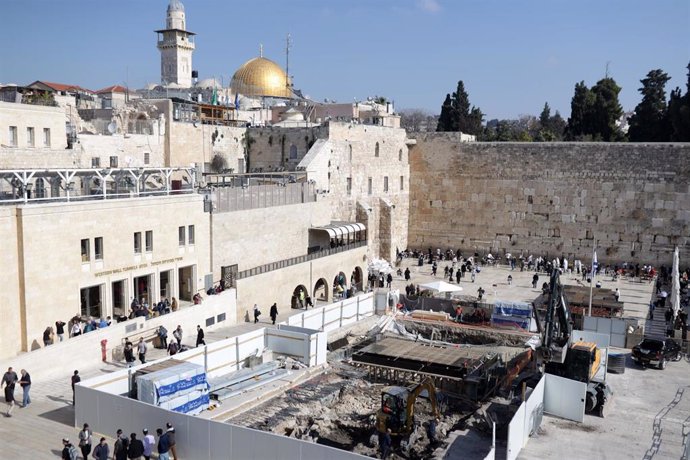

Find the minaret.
xmin=155 ymin=0 xmax=195 ymax=87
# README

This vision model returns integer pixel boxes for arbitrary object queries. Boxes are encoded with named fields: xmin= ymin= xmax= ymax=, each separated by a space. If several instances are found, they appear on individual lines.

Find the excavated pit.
xmin=400 ymin=319 xmax=534 ymax=347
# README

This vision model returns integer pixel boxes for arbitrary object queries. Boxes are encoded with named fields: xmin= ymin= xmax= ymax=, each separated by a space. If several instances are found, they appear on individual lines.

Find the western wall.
xmin=408 ymin=133 xmax=690 ymax=265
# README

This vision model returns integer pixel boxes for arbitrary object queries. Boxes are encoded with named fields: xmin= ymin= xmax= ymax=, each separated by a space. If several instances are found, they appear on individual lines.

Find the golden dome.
xmin=230 ymin=57 xmax=292 ymax=99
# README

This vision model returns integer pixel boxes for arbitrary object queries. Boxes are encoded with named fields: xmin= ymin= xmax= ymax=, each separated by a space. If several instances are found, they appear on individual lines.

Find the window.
xmin=188 ymin=225 xmax=195 ymax=244
xmin=9 ymin=126 xmax=17 ymax=147
xmin=81 ymin=239 xmax=90 ymax=262
xmin=400 ymin=176 xmax=404 ymax=191
xmin=178 ymin=226 xmax=186 ymax=246
xmin=375 ymin=142 xmax=380 ymax=157
xmin=399 ymin=149 xmax=403 ymax=161
xmin=346 ymin=177 xmax=352 ymax=196
xmin=43 ymin=128 xmax=51 ymax=147
xmin=144 ymin=152 xmax=150 ymax=165
xmin=289 ymin=145 xmax=298 ymax=159
xmin=368 ymin=177 xmax=373 ymax=195
xmin=26 ymin=127 xmax=35 ymax=147
xmin=134 ymin=232 xmax=142 ymax=254
xmin=145 ymin=230 xmax=153 ymax=252
xmin=95 ymin=237 xmax=103 ymax=260
xmin=383 ymin=176 xmax=389 ymax=192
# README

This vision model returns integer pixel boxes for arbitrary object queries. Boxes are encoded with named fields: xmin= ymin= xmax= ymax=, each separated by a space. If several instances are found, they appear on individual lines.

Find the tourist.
xmin=173 ymin=325 xmax=183 ymax=347
xmin=167 ymin=340 xmax=179 ymax=356
xmin=78 ymin=423 xmax=93 ymax=459
xmin=166 ymin=422 xmax=178 ymax=460
xmin=432 ymin=261 xmax=438 ymax=276
xmin=455 ymin=269 xmax=461 ymax=284
xmin=196 ymin=325 xmax=205 ymax=346
xmin=507 ymin=274 xmax=513 ymax=286
xmin=404 ymin=267 xmax=411 ymax=281
xmin=270 ymin=303 xmax=278 ymax=325
xmin=71 ymin=320 xmax=82 ymax=337
xmin=71 ymin=370 xmax=80 ymax=405
xmin=19 ymin=369 xmax=31 ymax=408
xmin=55 ymin=320 xmax=66 ymax=342
xmin=61 ymin=438 xmax=78 ymax=460
xmin=156 ymin=428 xmax=171 ymax=460
xmin=471 ymin=267 xmax=477 ymax=283
xmin=99 ymin=317 xmax=108 ymax=328
xmin=477 ymin=287 xmax=485 ymax=301
xmin=253 ymin=304 xmax=261 ymax=324
xmin=532 ymin=273 xmax=539 ymax=289
xmin=2 ymin=367 xmax=18 ymax=416
xmin=128 ymin=432 xmax=145 ymax=460
xmin=386 ymin=273 xmax=393 ymax=288
xmin=614 ymin=288 xmax=621 ymax=302
xmin=114 ymin=429 xmax=129 ymax=460
xmin=171 ymin=297 xmax=178 ymax=312
xmin=305 ymin=295 xmax=313 ymax=309
xmin=137 ymin=337 xmax=148 ymax=364
xmin=124 ymin=341 xmax=136 ymax=368
xmin=142 ymin=429 xmax=155 ymax=460
xmin=92 ymin=437 xmax=110 ymax=460
xmin=157 ymin=326 xmax=168 ymax=349
xmin=43 ymin=326 xmax=54 ymax=346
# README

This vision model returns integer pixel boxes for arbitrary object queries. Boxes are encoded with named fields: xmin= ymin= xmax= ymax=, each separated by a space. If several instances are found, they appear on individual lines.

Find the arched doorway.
xmin=333 ymin=272 xmax=347 ymax=299
xmin=292 ymin=284 xmax=308 ymax=309
xmin=314 ymin=278 xmax=329 ymax=302
xmin=352 ymin=266 xmax=363 ymax=292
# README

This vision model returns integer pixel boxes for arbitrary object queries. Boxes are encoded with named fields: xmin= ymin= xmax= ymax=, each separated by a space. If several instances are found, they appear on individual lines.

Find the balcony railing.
xmin=234 ymin=240 xmax=367 ymax=280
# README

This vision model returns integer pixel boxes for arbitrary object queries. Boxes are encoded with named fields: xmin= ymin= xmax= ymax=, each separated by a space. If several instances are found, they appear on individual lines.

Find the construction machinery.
xmin=376 ymin=377 xmax=440 ymax=436
xmin=534 ymin=270 xmax=612 ymax=416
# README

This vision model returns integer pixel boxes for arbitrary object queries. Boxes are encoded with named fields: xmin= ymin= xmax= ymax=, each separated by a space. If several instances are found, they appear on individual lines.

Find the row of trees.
xmin=400 ymin=62 xmax=690 ymax=141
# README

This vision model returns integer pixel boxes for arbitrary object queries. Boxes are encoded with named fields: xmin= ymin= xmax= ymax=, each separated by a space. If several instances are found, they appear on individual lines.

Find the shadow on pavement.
xmin=38 ymin=405 xmax=74 ymax=427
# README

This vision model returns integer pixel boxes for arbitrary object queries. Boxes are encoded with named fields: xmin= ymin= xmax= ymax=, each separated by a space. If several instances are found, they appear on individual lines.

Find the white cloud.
xmin=417 ymin=0 xmax=441 ymax=13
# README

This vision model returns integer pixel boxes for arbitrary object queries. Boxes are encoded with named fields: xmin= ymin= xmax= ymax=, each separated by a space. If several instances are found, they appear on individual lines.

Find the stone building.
xmin=156 ymin=0 xmax=195 ymax=87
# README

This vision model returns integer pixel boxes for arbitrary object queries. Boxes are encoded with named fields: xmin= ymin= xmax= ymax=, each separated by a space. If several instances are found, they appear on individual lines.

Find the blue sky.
xmin=0 ymin=0 xmax=688 ymax=119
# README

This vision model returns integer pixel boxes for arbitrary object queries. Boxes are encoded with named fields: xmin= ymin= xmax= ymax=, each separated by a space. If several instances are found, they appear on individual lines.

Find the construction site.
xmin=73 ymin=259 xmax=690 ymax=460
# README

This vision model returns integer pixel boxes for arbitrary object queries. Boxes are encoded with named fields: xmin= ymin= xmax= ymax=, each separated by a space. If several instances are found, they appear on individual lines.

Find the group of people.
xmin=2 ymin=367 xmax=31 ymax=416
xmin=62 ymin=422 xmax=179 ymax=460
xmin=130 ymin=297 xmax=179 ymax=320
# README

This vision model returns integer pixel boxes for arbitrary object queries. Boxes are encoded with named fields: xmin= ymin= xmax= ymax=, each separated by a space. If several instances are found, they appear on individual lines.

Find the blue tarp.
xmin=493 ymin=300 xmax=532 ymax=318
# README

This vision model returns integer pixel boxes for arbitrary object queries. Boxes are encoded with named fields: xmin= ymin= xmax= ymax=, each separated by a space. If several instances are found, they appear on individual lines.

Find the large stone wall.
xmin=248 ymin=126 xmax=327 ymax=171
xmin=408 ymin=134 xmax=690 ymax=265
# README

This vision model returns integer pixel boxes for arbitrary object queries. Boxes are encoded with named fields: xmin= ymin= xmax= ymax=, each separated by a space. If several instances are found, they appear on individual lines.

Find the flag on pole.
xmin=592 ymin=251 xmax=598 ymax=276
xmin=211 ymin=87 xmax=218 ymax=105
xmin=234 ymin=93 xmax=239 ymax=110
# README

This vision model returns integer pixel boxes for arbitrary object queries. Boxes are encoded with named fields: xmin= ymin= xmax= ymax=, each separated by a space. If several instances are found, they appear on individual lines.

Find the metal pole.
xmin=588 ymin=239 xmax=596 ymax=317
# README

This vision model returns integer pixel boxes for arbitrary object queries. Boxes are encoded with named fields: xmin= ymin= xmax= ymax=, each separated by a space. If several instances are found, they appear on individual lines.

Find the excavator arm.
xmin=539 ymin=270 xmax=572 ymax=364
xmin=404 ymin=378 xmax=440 ymax=433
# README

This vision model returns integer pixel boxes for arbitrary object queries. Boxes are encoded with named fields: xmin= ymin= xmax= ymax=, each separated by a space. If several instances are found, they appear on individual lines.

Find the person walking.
xmin=404 ymin=267 xmax=411 ymax=281
xmin=456 ymin=268 xmax=461 ymax=284
xmin=142 ymin=429 xmax=155 ymax=460
xmin=114 ymin=429 xmax=129 ymax=460
xmin=471 ymin=267 xmax=477 ymax=283
xmin=71 ymin=370 xmax=80 ymax=405
xmin=614 ymin=288 xmax=621 ymax=302
xmin=166 ymin=422 xmax=178 ymax=460
xmin=507 ymin=274 xmax=513 ymax=286
xmin=386 ymin=273 xmax=393 ymax=288
xmin=92 ymin=437 xmax=110 ymax=460
xmin=270 ymin=303 xmax=278 ymax=325
xmin=156 ymin=428 xmax=171 ymax=460
xmin=167 ymin=340 xmax=179 ymax=356
xmin=137 ymin=338 xmax=147 ymax=364
xmin=78 ymin=423 xmax=93 ymax=459
xmin=532 ymin=273 xmax=539 ymax=289
xmin=43 ymin=327 xmax=54 ymax=346
xmin=128 ymin=432 xmax=145 ymax=460
xmin=70 ymin=321 xmax=82 ymax=338
xmin=157 ymin=326 xmax=168 ymax=349
xmin=253 ymin=304 xmax=261 ymax=324
xmin=61 ymin=438 xmax=78 ymax=460
xmin=19 ymin=369 xmax=31 ymax=408
xmin=124 ymin=341 xmax=136 ymax=368
xmin=173 ymin=325 xmax=183 ymax=347
xmin=55 ymin=320 xmax=66 ymax=342
xmin=2 ymin=367 xmax=18 ymax=416
xmin=196 ymin=325 xmax=205 ymax=346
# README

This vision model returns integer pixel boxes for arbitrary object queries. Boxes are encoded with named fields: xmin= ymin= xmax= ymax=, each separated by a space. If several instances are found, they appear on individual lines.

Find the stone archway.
xmin=314 ymin=278 xmax=329 ymax=302
xmin=333 ymin=271 xmax=347 ymax=299
xmin=352 ymin=266 xmax=364 ymax=292
xmin=292 ymin=284 xmax=308 ymax=309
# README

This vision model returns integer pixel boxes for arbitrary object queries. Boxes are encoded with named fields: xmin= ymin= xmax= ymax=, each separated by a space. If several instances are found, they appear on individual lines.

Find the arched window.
xmin=349 ymin=144 xmax=353 ymax=161
xmin=398 ymin=149 xmax=403 ymax=161
xmin=289 ymin=145 xmax=298 ymax=159
xmin=375 ymin=142 xmax=380 ymax=157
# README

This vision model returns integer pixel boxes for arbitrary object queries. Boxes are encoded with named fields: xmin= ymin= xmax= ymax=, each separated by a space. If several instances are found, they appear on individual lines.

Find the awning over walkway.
xmin=311 ymin=222 xmax=366 ymax=239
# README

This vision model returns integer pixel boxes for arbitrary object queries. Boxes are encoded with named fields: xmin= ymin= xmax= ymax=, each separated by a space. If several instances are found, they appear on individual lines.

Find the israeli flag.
xmin=592 ymin=251 xmax=598 ymax=275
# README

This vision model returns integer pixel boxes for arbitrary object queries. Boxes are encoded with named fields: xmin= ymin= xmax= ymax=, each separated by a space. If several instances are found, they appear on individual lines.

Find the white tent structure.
xmin=419 ymin=281 xmax=464 ymax=294
xmin=671 ymin=246 xmax=681 ymax=318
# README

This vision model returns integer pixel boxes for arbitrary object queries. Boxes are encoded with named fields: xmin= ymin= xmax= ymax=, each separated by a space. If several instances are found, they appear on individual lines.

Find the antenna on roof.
xmin=259 ymin=43 xmax=263 ymax=58
xmin=285 ymin=33 xmax=292 ymax=91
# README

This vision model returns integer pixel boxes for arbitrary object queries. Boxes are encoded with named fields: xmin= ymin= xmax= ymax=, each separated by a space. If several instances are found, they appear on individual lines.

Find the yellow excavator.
xmin=376 ymin=378 xmax=440 ymax=436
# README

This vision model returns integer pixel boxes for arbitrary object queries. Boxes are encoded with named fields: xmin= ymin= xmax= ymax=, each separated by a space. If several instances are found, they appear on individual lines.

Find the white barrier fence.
xmin=583 ymin=316 xmax=627 ymax=348
xmin=506 ymin=376 xmax=545 ymax=460
xmin=1 ymin=289 xmax=237 ymax=382
xmin=74 ymin=293 xmax=375 ymax=459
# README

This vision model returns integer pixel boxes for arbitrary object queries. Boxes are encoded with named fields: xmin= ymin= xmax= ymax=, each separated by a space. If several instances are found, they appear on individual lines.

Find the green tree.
xmin=668 ymin=62 xmax=690 ymax=141
xmin=565 ymin=82 xmax=595 ymax=140
xmin=436 ymin=94 xmax=453 ymax=131
xmin=590 ymin=77 xmax=624 ymax=141
xmin=628 ymin=69 xmax=672 ymax=141
xmin=436 ymin=81 xmax=483 ymax=135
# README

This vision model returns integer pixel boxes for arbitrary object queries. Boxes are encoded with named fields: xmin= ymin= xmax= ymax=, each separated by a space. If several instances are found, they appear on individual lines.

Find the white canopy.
xmin=311 ymin=222 xmax=366 ymax=239
xmin=419 ymin=281 xmax=464 ymax=293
